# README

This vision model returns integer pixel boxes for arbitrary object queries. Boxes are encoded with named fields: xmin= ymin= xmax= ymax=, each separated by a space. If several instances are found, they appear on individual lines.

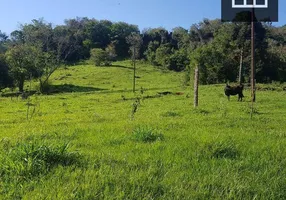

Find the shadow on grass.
xmin=46 ymin=84 xmax=107 ymax=94
xmin=101 ymin=86 xmax=181 ymax=95
xmin=110 ymin=65 xmax=133 ymax=70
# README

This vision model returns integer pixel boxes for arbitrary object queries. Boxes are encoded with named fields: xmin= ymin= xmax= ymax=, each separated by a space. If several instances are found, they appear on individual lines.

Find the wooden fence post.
xmin=194 ymin=66 xmax=199 ymax=108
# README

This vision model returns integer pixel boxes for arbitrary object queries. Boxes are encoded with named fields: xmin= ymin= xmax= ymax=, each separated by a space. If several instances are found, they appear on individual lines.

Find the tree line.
xmin=0 ymin=17 xmax=286 ymax=92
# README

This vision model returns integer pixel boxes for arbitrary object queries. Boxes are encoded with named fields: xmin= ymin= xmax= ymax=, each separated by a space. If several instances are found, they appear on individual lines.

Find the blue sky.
xmin=0 ymin=0 xmax=285 ymax=34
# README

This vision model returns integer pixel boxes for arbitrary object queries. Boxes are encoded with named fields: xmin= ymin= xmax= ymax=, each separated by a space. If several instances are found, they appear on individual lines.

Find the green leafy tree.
xmin=142 ymin=28 xmax=169 ymax=45
xmin=172 ymin=27 xmax=190 ymax=49
xmin=0 ymin=31 xmax=8 ymax=53
xmin=111 ymin=22 xmax=139 ymax=58
xmin=189 ymin=19 xmax=222 ymax=49
xmin=0 ymin=54 xmax=13 ymax=89
xmin=62 ymin=17 xmax=89 ymax=62
xmin=84 ymin=19 xmax=112 ymax=49
xmin=21 ymin=19 xmax=54 ymax=50
xmin=189 ymin=35 xmax=236 ymax=84
xmin=5 ymin=45 xmax=38 ymax=92
xmin=10 ymin=30 xmax=25 ymax=45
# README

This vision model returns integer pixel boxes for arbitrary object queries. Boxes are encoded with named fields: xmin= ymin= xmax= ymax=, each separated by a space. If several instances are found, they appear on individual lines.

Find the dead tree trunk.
xmin=194 ymin=66 xmax=199 ymax=108
xmin=239 ymin=48 xmax=243 ymax=84
xmin=133 ymin=47 xmax=136 ymax=93
xmin=251 ymin=7 xmax=256 ymax=103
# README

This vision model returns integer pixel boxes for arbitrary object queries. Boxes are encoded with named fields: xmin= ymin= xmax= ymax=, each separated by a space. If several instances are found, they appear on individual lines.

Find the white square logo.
xmin=232 ymin=0 xmax=268 ymax=8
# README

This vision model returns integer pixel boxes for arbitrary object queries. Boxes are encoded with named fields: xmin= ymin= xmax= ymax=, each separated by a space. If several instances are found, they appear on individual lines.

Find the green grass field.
xmin=1 ymin=61 xmax=286 ymax=199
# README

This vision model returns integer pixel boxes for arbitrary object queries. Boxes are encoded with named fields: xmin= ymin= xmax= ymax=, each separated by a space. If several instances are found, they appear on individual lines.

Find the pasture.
xmin=1 ymin=61 xmax=286 ymax=199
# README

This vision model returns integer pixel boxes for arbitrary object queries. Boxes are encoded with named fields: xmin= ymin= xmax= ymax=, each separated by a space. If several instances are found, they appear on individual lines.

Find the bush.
xmin=90 ymin=48 xmax=111 ymax=66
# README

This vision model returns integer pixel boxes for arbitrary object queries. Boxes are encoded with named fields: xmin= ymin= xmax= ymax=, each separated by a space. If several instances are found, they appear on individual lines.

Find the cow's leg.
xmin=228 ymin=95 xmax=230 ymax=101
xmin=238 ymin=94 xmax=242 ymax=101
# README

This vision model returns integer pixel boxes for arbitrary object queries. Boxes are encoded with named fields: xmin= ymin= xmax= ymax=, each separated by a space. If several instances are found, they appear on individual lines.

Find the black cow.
xmin=224 ymin=84 xmax=244 ymax=101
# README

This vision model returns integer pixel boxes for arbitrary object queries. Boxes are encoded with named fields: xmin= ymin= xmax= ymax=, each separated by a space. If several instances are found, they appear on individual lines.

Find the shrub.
xmin=90 ymin=48 xmax=111 ymax=66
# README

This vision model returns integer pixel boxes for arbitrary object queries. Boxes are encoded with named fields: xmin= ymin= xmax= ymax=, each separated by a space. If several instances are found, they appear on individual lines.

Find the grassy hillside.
xmin=1 ymin=61 xmax=286 ymax=199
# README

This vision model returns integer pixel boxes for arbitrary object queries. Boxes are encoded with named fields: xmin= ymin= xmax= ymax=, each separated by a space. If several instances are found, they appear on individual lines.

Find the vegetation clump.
xmin=131 ymin=127 xmax=164 ymax=143
xmin=0 ymin=141 xmax=82 ymax=180
xmin=206 ymin=141 xmax=240 ymax=160
xmin=162 ymin=111 xmax=181 ymax=117
xmin=90 ymin=48 xmax=111 ymax=66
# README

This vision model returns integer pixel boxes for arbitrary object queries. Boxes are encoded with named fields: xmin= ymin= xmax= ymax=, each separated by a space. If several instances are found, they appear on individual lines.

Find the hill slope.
xmin=1 ymin=61 xmax=286 ymax=199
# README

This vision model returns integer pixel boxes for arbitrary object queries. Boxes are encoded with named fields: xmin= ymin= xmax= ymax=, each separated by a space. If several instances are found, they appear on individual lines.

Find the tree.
xmin=5 ymin=45 xmax=38 ymax=92
xmin=126 ymin=32 xmax=143 ymax=93
xmin=142 ymin=28 xmax=169 ymax=45
xmin=172 ymin=27 xmax=190 ymax=49
xmin=62 ymin=17 xmax=89 ymax=62
xmin=0 ymin=31 xmax=8 ymax=42
xmin=38 ymin=23 xmax=83 ymax=93
xmin=111 ymin=22 xmax=140 ymax=58
xmin=21 ymin=19 xmax=53 ymax=50
xmin=188 ymin=20 xmax=278 ymax=84
xmin=189 ymin=38 xmax=237 ymax=84
xmin=1 ymin=17 xmax=285 ymax=85
xmin=0 ymin=54 xmax=13 ymax=90
xmin=84 ymin=19 xmax=112 ymax=49
xmin=0 ymin=31 xmax=8 ymax=53
xmin=189 ymin=19 xmax=222 ymax=49
xmin=266 ymin=38 xmax=286 ymax=82
xmin=10 ymin=30 xmax=25 ymax=45
xmin=13 ymin=19 xmax=55 ymax=93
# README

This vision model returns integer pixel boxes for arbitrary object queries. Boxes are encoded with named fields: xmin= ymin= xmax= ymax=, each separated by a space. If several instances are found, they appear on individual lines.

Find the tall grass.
xmin=0 ymin=139 xmax=83 ymax=198
xmin=131 ymin=126 xmax=164 ymax=143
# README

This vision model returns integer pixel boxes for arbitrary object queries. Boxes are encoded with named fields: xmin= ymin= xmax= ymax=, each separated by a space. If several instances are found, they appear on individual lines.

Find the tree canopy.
xmin=0 ymin=17 xmax=285 ymax=92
